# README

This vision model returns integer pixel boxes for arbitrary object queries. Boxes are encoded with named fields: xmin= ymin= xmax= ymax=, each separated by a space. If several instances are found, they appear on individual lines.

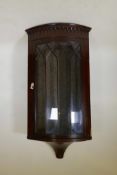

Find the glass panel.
xmin=70 ymin=43 xmax=83 ymax=135
xmin=57 ymin=44 xmax=71 ymax=136
xmin=46 ymin=45 xmax=58 ymax=135
xmin=35 ymin=46 xmax=46 ymax=135
xmin=35 ymin=41 xmax=83 ymax=138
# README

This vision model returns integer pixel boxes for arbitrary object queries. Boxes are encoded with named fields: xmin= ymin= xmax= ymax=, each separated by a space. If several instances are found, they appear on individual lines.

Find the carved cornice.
xmin=26 ymin=23 xmax=91 ymax=33
xmin=26 ymin=23 xmax=91 ymax=40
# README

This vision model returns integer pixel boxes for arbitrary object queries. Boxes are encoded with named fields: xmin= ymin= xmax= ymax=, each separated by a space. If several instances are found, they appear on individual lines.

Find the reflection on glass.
xmin=35 ymin=41 xmax=83 ymax=138
xmin=71 ymin=110 xmax=82 ymax=124
xmin=50 ymin=108 xmax=58 ymax=120
xmin=71 ymin=110 xmax=83 ymax=134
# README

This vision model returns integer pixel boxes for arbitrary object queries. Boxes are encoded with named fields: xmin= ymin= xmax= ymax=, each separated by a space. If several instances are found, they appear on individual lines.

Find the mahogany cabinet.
xmin=26 ymin=23 xmax=92 ymax=158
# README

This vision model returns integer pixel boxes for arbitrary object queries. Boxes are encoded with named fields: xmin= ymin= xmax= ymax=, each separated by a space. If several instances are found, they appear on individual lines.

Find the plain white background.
xmin=0 ymin=0 xmax=117 ymax=174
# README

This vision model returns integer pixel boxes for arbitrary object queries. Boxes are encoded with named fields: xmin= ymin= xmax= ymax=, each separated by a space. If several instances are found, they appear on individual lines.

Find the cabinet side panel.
xmin=81 ymin=37 xmax=91 ymax=138
xmin=27 ymin=38 xmax=35 ymax=139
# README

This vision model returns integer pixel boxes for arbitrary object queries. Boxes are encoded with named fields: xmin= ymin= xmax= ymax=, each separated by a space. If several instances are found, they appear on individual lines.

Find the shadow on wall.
xmin=12 ymin=34 xmax=28 ymax=134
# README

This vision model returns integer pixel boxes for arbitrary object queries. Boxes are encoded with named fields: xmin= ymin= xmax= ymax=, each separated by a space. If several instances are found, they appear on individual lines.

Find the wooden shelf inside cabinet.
xmin=26 ymin=23 xmax=92 ymax=158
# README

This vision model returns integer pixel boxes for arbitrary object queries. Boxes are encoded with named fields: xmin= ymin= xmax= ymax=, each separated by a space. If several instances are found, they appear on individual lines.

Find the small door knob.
xmin=30 ymin=82 xmax=34 ymax=90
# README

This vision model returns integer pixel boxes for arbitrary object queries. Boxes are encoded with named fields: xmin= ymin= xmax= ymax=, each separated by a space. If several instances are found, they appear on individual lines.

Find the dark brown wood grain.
xmin=26 ymin=23 xmax=92 ymax=158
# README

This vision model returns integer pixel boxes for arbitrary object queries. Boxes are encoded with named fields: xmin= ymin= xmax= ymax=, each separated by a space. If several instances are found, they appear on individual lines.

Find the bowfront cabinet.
xmin=26 ymin=23 xmax=92 ymax=158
